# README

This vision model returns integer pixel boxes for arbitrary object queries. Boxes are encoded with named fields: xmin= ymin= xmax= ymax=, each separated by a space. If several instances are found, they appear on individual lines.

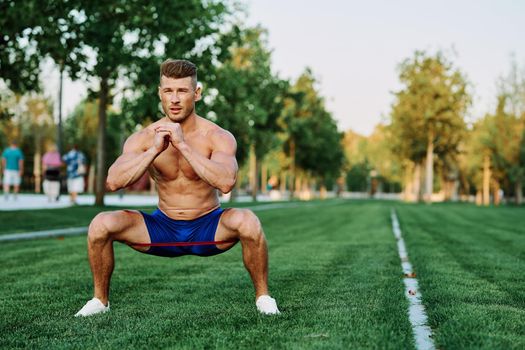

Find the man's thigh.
xmin=97 ymin=210 xmax=151 ymax=251
xmin=214 ymin=208 xmax=257 ymax=250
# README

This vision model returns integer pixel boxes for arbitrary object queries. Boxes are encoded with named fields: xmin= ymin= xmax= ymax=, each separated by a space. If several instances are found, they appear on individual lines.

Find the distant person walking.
xmin=2 ymin=140 xmax=24 ymax=201
xmin=42 ymin=144 xmax=62 ymax=202
xmin=63 ymin=145 xmax=87 ymax=205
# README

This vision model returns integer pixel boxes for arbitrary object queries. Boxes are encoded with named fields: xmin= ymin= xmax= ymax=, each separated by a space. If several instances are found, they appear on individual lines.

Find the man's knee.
xmin=228 ymin=209 xmax=263 ymax=241
xmin=88 ymin=211 xmax=125 ymax=242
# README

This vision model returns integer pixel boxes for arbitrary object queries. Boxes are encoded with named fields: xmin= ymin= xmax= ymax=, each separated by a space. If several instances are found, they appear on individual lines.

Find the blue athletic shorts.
xmin=139 ymin=207 xmax=235 ymax=257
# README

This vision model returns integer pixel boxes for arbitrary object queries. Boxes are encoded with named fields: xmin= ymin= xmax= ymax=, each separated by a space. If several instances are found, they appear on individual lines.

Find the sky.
xmin=47 ymin=0 xmax=525 ymax=136
xmin=245 ymin=0 xmax=525 ymax=135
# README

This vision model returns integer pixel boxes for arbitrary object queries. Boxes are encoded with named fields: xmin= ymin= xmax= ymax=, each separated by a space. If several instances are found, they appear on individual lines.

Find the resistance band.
xmin=129 ymin=239 xmax=238 ymax=247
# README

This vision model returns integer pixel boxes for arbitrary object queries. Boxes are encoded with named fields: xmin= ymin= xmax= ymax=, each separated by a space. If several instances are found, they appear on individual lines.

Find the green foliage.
xmin=0 ymin=0 xmax=42 ymax=93
xmin=282 ymin=70 xmax=345 ymax=181
xmin=466 ymin=95 xmax=524 ymax=195
xmin=2 ymin=0 xmax=234 ymax=203
xmin=0 ymin=93 xmax=55 ymax=186
xmin=63 ymin=99 xmax=122 ymax=167
xmin=206 ymin=26 xmax=287 ymax=166
xmin=343 ymin=126 xmax=403 ymax=193
xmin=390 ymin=51 xmax=470 ymax=164
xmin=346 ymin=162 xmax=370 ymax=191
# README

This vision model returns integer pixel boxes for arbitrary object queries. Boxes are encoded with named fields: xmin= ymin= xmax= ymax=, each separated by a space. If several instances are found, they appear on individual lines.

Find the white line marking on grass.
xmin=391 ymin=209 xmax=435 ymax=350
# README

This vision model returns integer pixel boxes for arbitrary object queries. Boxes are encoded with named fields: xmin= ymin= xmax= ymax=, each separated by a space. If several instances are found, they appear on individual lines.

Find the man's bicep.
xmin=122 ymin=132 xmax=148 ymax=155
xmin=210 ymin=130 xmax=238 ymax=171
xmin=211 ymin=151 xmax=238 ymax=171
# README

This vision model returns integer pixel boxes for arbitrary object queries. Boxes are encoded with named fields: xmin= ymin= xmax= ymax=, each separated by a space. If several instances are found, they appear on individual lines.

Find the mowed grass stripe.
xmin=0 ymin=201 xmax=413 ymax=349
xmin=396 ymin=203 xmax=525 ymax=350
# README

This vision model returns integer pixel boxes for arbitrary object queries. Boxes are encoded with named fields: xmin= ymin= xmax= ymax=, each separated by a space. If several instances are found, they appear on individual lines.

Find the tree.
xmin=390 ymin=51 xmax=470 ymax=203
xmin=496 ymin=58 xmax=525 ymax=204
xmin=281 ymin=69 xmax=344 ymax=197
xmin=342 ymin=130 xmax=368 ymax=192
xmin=343 ymin=126 xmax=402 ymax=195
xmin=0 ymin=0 xmax=44 ymax=94
xmin=1 ymin=1 xmax=86 ymax=153
xmin=0 ymin=90 xmax=55 ymax=191
xmin=2 ymin=0 xmax=233 ymax=205
xmin=466 ymin=113 xmax=497 ymax=205
xmin=206 ymin=26 xmax=287 ymax=200
xmin=64 ymin=98 xmax=123 ymax=193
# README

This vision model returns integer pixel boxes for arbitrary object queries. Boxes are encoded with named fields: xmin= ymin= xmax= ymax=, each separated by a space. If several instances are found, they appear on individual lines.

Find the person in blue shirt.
xmin=2 ymin=140 xmax=24 ymax=201
xmin=62 ymin=144 xmax=87 ymax=204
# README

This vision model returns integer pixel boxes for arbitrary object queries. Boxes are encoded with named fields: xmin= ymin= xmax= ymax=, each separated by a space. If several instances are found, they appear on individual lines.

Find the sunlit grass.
xmin=0 ymin=200 xmax=412 ymax=349
xmin=396 ymin=203 xmax=525 ymax=349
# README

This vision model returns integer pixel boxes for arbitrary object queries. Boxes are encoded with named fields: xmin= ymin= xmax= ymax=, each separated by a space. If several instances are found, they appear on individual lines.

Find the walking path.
xmin=0 ymin=193 xmax=158 ymax=211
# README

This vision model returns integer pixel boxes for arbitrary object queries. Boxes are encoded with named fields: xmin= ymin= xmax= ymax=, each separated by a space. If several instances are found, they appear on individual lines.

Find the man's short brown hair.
xmin=160 ymin=59 xmax=197 ymax=88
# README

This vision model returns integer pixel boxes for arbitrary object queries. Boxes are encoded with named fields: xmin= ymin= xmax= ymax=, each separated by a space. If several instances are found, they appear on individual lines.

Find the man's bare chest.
xmin=151 ymin=138 xmax=211 ymax=181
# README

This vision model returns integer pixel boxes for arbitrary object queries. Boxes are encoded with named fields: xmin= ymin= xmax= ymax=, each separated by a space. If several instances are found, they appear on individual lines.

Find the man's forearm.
xmin=106 ymin=148 xmax=159 ymax=191
xmin=176 ymin=142 xmax=236 ymax=193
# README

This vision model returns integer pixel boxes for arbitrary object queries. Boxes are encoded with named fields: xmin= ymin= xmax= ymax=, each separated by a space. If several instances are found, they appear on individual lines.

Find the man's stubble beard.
xmin=163 ymin=104 xmax=195 ymax=123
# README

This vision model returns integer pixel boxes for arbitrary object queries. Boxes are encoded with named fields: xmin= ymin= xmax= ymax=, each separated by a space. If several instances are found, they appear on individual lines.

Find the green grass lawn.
xmin=396 ymin=203 xmax=525 ymax=349
xmin=1 ymin=200 xmax=523 ymax=349
xmin=0 ymin=200 xmax=413 ymax=349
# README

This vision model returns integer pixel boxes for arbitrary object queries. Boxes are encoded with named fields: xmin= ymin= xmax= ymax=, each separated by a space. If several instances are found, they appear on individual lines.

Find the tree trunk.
xmin=449 ymin=169 xmax=459 ymax=202
xmin=290 ymin=139 xmax=296 ymax=199
xmin=261 ymin=161 xmax=267 ymax=194
xmin=493 ymin=180 xmax=501 ymax=206
xmin=229 ymin=186 xmax=238 ymax=203
xmin=403 ymin=162 xmax=413 ymax=202
xmin=451 ymin=178 xmax=459 ymax=202
xmin=249 ymin=143 xmax=257 ymax=202
xmin=475 ymin=190 xmax=482 ymax=206
xmin=482 ymin=154 xmax=491 ymax=206
xmin=515 ymin=179 xmax=523 ymax=205
xmin=320 ymin=184 xmax=327 ymax=199
xmin=88 ymin=164 xmax=96 ymax=193
xmin=413 ymin=162 xmax=422 ymax=202
xmin=57 ymin=66 xmax=64 ymax=154
xmin=33 ymin=148 xmax=41 ymax=193
xmin=230 ymin=171 xmax=241 ymax=203
xmin=95 ymin=77 xmax=109 ymax=206
xmin=295 ymin=173 xmax=302 ymax=199
xmin=424 ymin=129 xmax=434 ymax=204
xmin=280 ymin=171 xmax=287 ymax=193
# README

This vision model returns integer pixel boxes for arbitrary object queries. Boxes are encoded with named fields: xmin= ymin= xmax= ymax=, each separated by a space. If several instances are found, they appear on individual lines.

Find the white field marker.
xmin=391 ymin=209 xmax=435 ymax=350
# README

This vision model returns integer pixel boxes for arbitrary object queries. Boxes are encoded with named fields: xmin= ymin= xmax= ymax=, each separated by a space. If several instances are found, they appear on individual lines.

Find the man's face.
xmin=158 ymin=75 xmax=201 ymax=123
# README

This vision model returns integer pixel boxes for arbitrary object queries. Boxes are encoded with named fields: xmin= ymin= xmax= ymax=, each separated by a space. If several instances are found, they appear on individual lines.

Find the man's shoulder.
xmin=124 ymin=126 xmax=155 ymax=151
xmin=198 ymin=116 xmax=235 ymax=142
xmin=199 ymin=120 xmax=236 ymax=153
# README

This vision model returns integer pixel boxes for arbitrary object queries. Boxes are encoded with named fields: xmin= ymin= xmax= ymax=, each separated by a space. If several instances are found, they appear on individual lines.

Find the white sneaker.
xmin=74 ymin=298 xmax=110 ymax=317
xmin=256 ymin=295 xmax=280 ymax=315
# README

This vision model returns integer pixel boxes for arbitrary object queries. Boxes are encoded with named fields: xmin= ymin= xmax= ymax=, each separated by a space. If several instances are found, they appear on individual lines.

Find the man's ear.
xmin=194 ymin=85 xmax=202 ymax=102
xmin=158 ymin=86 xmax=162 ymax=100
